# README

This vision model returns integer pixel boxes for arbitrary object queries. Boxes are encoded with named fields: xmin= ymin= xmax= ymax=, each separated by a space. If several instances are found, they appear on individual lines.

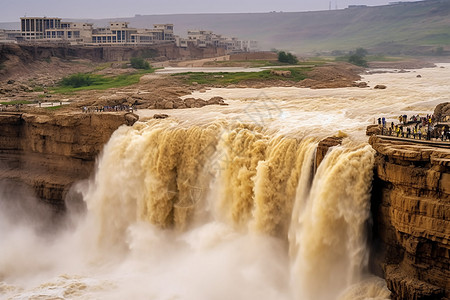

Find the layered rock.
xmin=369 ymin=135 xmax=450 ymax=299
xmin=0 ymin=112 xmax=138 ymax=209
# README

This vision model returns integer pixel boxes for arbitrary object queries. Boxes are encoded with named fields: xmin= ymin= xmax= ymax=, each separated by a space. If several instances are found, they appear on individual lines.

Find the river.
xmin=0 ymin=64 xmax=449 ymax=300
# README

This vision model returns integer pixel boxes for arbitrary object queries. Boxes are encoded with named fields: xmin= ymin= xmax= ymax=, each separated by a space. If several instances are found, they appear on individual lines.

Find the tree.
xmin=347 ymin=48 xmax=368 ymax=67
xmin=60 ymin=73 xmax=93 ymax=88
xmin=278 ymin=51 xmax=298 ymax=64
xmin=354 ymin=47 xmax=368 ymax=57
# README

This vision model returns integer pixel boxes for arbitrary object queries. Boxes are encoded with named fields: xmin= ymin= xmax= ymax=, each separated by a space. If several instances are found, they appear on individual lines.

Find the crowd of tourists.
xmin=82 ymin=104 xmax=136 ymax=113
xmin=377 ymin=114 xmax=450 ymax=142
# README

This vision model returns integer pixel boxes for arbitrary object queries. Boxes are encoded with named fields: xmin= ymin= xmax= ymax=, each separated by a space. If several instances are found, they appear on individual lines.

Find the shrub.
xmin=60 ymin=73 xmax=94 ymax=88
xmin=347 ymin=48 xmax=368 ymax=67
xmin=130 ymin=57 xmax=150 ymax=69
xmin=278 ymin=51 xmax=298 ymax=64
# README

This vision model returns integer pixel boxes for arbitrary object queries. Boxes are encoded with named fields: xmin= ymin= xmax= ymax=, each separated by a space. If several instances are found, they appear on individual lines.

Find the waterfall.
xmin=0 ymin=119 xmax=389 ymax=299
xmin=76 ymin=119 xmax=383 ymax=299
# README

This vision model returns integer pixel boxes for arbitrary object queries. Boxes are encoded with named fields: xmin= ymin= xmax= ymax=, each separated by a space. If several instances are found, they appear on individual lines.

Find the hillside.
xmin=1 ymin=0 xmax=449 ymax=55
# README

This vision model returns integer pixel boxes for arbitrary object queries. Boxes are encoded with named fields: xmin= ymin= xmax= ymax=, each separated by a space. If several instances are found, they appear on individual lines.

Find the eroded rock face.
xmin=315 ymin=136 xmax=343 ymax=167
xmin=369 ymin=136 xmax=449 ymax=300
xmin=0 ymin=112 xmax=136 ymax=209
xmin=434 ymin=102 xmax=450 ymax=122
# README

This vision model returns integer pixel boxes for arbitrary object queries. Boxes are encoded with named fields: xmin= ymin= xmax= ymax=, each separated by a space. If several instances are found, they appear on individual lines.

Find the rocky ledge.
xmin=0 ymin=112 xmax=138 ymax=209
xmin=369 ymin=135 xmax=449 ymax=300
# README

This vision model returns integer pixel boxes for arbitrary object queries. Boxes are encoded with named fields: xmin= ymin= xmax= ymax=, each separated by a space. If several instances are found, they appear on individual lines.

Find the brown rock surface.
xmin=0 ymin=111 xmax=135 ymax=208
xmin=315 ymin=136 xmax=343 ymax=168
xmin=434 ymin=102 xmax=450 ymax=122
xmin=369 ymin=136 xmax=450 ymax=299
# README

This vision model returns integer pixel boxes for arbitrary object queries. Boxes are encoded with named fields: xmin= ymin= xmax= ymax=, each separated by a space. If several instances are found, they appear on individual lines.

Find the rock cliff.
xmin=369 ymin=136 xmax=450 ymax=300
xmin=0 ymin=112 xmax=137 ymax=209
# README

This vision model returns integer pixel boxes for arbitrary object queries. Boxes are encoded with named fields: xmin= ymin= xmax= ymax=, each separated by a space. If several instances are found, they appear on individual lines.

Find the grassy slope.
xmin=4 ymin=1 xmax=447 ymax=54
xmin=52 ymin=69 xmax=154 ymax=94
xmin=116 ymin=0 xmax=450 ymax=54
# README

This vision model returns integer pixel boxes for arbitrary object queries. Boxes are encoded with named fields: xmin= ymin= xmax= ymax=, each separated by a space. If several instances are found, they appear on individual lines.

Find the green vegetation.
xmin=173 ymin=67 xmax=312 ymax=85
xmin=0 ymin=100 xmax=34 ymax=105
xmin=334 ymin=48 xmax=368 ymax=67
xmin=348 ymin=48 xmax=368 ymax=67
xmin=60 ymin=73 xmax=94 ymax=88
xmin=53 ymin=69 xmax=154 ymax=93
xmin=130 ymin=57 xmax=150 ymax=69
xmin=277 ymin=51 xmax=298 ymax=64
xmin=32 ymin=86 xmax=45 ymax=92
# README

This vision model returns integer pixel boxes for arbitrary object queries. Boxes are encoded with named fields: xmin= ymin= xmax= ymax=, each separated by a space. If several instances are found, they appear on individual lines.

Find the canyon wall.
xmin=0 ymin=112 xmax=137 ymax=210
xmin=369 ymin=136 xmax=449 ymax=300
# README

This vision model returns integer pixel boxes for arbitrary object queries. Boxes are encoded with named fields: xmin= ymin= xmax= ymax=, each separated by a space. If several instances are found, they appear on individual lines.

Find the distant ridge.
xmin=2 ymin=0 xmax=449 ymax=54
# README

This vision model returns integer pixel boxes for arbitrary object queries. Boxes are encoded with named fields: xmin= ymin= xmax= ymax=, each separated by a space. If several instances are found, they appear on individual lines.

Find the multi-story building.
xmin=18 ymin=17 xmax=174 ymax=45
xmin=16 ymin=17 xmax=256 ymax=51
xmin=45 ymin=22 xmax=93 ymax=43
xmin=20 ymin=17 xmax=62 ymax=40
xmin=179 ymin=29 xmax=258 ymax=53
xmin=0 ymin=29 xmax=22 ymax=43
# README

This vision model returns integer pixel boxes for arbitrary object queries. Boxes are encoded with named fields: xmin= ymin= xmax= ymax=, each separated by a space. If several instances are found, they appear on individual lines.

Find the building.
xmin=18 ymin=17 xmax=174 ymax=45
xmin=16 ymin=17 xmax=257 ymax=51
xmin=45 ymin=22 xmax=93 ymax=43
xmin=0 ymin=29 xmax=21 ymax=43
xmin=20 ymin=17 xmax=62 ymax=40
xmin=178 ymin=29 xmax=258 ymax=53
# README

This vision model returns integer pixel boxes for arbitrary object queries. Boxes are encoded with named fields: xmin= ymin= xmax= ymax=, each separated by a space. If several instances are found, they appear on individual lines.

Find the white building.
xmin=19 ymin=17 xmax=174 ymax=45
xmin=177 ymin=29 xmax=258 ymax=53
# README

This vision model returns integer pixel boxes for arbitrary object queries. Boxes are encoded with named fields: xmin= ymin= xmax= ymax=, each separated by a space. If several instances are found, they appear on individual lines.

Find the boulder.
xmin=354 ymin=81 xmax=368 ymax=88
xmin=207 ymin=96 xmax=225 ymax=105
xmin=153 ymin=114 xmax=169 ymax=119
xmin=124 ymin=113 xmax=139 ymax=126
xmin=270 ymin=70 xmax=292 ymax=77
xmin=164 ymin=101 xmax=174 ymax=109
xmin=374 ymin=84 xmax=387 ymax=89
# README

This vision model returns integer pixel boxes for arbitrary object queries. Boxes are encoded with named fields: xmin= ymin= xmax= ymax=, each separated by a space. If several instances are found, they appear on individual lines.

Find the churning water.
xmin=1 ymin=64 xmax=449 ymax=299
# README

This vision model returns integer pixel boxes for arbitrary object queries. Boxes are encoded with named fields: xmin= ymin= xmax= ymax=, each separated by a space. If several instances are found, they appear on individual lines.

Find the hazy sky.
xmin=1 ymin=0 xmax=418 ymax=22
